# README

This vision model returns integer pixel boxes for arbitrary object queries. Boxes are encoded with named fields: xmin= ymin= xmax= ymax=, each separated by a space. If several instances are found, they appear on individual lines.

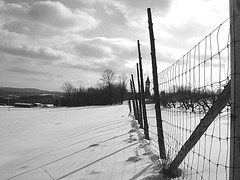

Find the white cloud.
xmin=29 ymin=1 xmax=98 ymax=29
xmin=0 ymin=43 xmax=67 ymax=62
xmin=60 ymin=36 xmax=136 ymax=74
xmin=0 ymin=1 xmax=99 ymax=36
xmin=0 ymin=0 xmax=229 ymax=91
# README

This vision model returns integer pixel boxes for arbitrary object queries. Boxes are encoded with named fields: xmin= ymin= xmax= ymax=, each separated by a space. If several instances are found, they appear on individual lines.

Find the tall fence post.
xmin=147 ymin=8 xmax=166 ymax=159
xmin=131 ymin=74 xmax=143 ymax=128
xmin=230 ymin=0 xmax=240 ymax=179
xmin=138 ymin=40 xmax=150 ymax=140
xmin=136 ymin=63 xmax=143 ymax=129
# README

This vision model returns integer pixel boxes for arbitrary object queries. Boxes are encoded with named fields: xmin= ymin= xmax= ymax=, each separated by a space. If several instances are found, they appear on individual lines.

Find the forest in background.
xmin=0 ymin=69 xmax=128 ymax=107
xmin=60 ymin=69 xmax=128 ymax=107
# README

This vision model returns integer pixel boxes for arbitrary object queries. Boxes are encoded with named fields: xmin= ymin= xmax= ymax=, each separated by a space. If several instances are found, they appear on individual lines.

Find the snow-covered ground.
xmin=146 ymin=104 xmax=231 ymax=180
xmin=0 ymin=103 xmax=230 ymax=180
xmin=0 ymin=104 xmax=164 ymax=180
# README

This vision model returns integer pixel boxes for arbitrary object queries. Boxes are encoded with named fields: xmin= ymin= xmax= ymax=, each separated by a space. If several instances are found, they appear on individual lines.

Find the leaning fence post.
xmin=166 ymin=81 xmax=230 ymax=177
xmin=138 ymin=40 xmax=150 ymax=140
xmin=147 ymin=8 xmax=166 ymax=159
xmin=230 ymin=0 xmax=240 ymax=179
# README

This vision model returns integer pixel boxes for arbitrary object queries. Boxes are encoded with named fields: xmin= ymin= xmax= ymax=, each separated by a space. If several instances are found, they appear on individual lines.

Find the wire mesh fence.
xmin=145 ymin=17 xmax=231 ymax=179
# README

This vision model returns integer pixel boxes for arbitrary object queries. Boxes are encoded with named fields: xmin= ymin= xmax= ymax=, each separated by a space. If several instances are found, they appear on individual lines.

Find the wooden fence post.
xmin=128 ymin=99 xmax=132 ymax=113
xmin=137 ymin=40 xmax=150 ymax=140
xmin=136 ymin=63 xmax=143 ymax=129
xmin=130 ymin=80 xmax=137 ymax=119
xmin=147 ymin=8 xmax=166 ymax=159
xmin=230 ymin=0 xmax=240 ymax=179
xmin=131 ymin=74 xmax=143 ymax=128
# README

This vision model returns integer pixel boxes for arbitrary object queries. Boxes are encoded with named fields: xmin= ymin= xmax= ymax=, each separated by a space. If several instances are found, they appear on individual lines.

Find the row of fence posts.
xmin=128 ymin=6 xmax=167 ymax=171
xmin=128 ymin=4 xmax=240 ymax=179
xmin=129 ymin=40 xmax=149 ymax=140
xmin=129 ymin=8 xmax=166 ymax=157
xmin=128 ymin=7 xmax=198 ymax=178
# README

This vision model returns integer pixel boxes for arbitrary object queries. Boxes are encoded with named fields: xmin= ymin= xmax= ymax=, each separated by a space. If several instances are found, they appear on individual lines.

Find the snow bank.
xmin=127 ymin=113 xmax=173 ymax=180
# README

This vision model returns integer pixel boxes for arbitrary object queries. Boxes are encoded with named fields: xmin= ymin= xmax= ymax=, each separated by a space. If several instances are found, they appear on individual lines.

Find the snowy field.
xmin=0 ymin=103 xmax=231 ymax=180
xmin=0 ymin=104 xmax=163 ymax=180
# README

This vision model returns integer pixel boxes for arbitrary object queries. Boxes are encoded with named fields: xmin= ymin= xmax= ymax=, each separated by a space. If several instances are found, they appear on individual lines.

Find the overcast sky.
xmin=0 ymin=0 xmax=229 ymax=91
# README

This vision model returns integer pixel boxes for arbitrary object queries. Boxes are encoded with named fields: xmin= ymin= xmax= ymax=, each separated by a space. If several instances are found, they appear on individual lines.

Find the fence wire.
xmin=146 ymin=18 xmax=231 ymax=180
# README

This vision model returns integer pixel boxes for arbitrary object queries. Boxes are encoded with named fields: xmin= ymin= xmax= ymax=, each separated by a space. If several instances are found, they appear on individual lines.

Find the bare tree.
xmin=118 ymin=74 xmax=128 ymax=104
xmin=118 ymin=74 xmax=128 ymax=86
xmin=62 ymin=82 xmax=75 ymax=106
xmin=100 ymin=69 xmax=117 ymax=104
xmin=100 ymin=69 xmax=116 ymax=85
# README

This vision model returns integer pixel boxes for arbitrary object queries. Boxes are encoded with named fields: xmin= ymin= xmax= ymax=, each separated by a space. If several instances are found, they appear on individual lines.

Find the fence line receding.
xmin=144 ymin=14 xmax=234 ymax=180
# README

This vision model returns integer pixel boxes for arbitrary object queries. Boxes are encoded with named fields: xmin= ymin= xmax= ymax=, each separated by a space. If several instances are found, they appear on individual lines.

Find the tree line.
xmin=159 ymin=85 xmax=225 ymax=113
xmin=59 ymin=69 xmax=128 ymax=107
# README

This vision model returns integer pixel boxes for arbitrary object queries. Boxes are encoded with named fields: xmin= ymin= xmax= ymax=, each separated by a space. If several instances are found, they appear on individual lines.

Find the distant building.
xmin=15 ymin=102 xmax=33 ymax=108
xmin=33 ymin=103 xmax=43 ymax=108
xmin=145 ymin=77 xmax=151 ymax=97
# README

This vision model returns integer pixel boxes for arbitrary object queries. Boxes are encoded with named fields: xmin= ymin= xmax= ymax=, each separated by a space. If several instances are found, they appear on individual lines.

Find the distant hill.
xmin=0 ymin=86 xmax=63 ymax=97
